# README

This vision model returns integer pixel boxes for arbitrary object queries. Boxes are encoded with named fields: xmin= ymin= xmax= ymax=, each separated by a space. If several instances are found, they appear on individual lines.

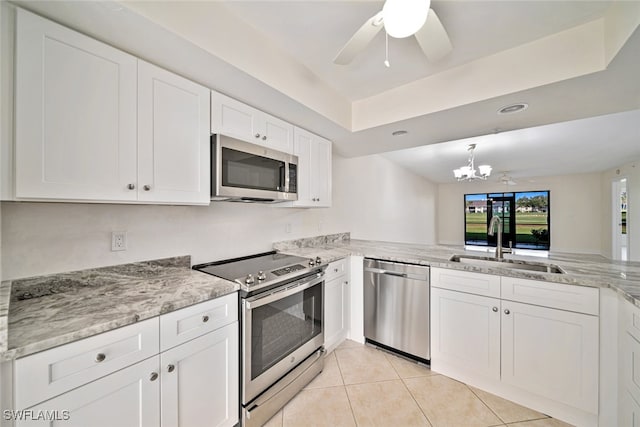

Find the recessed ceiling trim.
xmin=498 ymin=103 xmax=529 ymax=114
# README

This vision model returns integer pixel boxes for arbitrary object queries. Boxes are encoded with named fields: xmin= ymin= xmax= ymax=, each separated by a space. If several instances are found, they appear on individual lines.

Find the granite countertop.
xmin=274 ymin=234 xmax=640 ymax=308
xmin=0 ymin=256 xmax=238 ymax=361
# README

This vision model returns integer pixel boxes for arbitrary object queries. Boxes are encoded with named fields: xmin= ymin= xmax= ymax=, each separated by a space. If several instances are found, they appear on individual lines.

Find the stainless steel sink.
xmin=449 ymin=254 xmax=565 ymax=274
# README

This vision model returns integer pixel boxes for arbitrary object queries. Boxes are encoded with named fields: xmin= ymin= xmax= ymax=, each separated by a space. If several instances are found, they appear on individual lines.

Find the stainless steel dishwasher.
xmin=363 ymin=258 xmax=430 ymax=361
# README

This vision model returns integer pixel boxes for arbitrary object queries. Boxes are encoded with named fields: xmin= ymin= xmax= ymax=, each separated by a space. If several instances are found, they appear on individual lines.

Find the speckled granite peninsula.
xmin=0 ymin=256 xmax=238 ymax=361
xmin=274 ymin=234 xmax=640 ymax=308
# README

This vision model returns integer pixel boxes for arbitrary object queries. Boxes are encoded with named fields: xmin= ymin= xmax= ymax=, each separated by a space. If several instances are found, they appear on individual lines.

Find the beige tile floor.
xmin=263 ymin=340 xmax=574 ymax=427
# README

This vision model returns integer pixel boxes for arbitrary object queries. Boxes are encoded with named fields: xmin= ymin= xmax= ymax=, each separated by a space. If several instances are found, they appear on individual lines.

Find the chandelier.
xmin=453 ymin=144 xmax=492 ymax=181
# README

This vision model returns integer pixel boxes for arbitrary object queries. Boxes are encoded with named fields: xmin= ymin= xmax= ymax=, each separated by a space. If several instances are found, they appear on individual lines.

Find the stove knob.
xmin=309 ymin=258 xmax=316 ymax=267
xmin=245 ymin=274 xmax=255 ymax=285
xmin=257 ymin=271 xmax=266 ymax=281
xmin=315 ymin=256 xmax=322 ymax=265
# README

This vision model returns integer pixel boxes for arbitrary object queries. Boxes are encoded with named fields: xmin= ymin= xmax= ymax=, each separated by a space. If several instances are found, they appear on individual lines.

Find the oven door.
xmin=242 ymin=274 xmax=324 ymax=404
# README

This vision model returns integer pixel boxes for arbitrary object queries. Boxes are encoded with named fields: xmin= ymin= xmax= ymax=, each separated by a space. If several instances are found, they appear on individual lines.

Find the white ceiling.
xmin=383 ymin=109 xmax=640 ymax=183
xmin=224 ymin=0 xmax=611 ymax=101
xmin=14 ymin=0 xmax=640 ymax=183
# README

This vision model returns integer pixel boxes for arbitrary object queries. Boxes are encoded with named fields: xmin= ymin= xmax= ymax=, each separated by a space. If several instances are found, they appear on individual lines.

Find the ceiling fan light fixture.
xmin=382 ymin=0 xmax=430 ymax=39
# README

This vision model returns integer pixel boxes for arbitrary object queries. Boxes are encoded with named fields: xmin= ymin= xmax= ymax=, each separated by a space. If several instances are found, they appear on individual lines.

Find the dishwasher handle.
xmin=363 ymin=267 xmax=408 ymax=278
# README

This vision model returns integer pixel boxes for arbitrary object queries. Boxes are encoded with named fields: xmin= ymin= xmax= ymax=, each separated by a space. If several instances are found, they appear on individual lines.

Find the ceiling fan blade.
xmin=333 ymin=11 xmax=384 ymax=65
xmin=414 ymin=8 xmax=453 ymax=62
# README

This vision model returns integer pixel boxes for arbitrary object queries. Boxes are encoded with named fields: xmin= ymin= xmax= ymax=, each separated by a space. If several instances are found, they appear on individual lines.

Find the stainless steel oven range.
xmin=193 ymin=251 xmax=326 ymax=427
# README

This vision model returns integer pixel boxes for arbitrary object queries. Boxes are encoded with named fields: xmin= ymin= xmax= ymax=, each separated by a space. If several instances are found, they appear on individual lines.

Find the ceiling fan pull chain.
xmin=384 ymin=32 xmax=390 ymax=68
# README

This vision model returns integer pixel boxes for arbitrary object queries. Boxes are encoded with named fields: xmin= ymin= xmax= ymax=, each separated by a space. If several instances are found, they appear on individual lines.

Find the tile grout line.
xmin=381 ymin=351 xmax=437 ymax=427
xmin=466 ymin=384 xmax=508 ymax=425
xmin=398 ymin=375 xmax=437 ymax=427
xmin=332 ymin=346 xmax=360 ymax=426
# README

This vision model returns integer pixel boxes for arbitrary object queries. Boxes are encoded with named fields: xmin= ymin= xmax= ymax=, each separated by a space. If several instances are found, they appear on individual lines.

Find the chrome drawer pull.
xmin=95 ymin=353 xmax=106 ymax=363
xmin=202 ymin=315 xmax=210 ymax=323
xmin=167 ymin=364 xmax=175 ymax=373
xmin=150 ymin=372 xmax=159 ymax=381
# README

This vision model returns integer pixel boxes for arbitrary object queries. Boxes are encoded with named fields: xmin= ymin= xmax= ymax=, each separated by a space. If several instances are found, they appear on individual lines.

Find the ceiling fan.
xmin=498 ymin=172 xmax=518 ymax=186
xmin=333 ymin=0 xmax=453 ymax=65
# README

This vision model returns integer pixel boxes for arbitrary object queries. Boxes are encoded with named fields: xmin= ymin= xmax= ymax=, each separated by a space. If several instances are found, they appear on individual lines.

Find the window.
xmin=464 ymin=191 xmax=550 ymax=250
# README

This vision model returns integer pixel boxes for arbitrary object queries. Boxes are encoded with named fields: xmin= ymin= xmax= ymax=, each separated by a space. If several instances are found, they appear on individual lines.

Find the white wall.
xmin=0 ymin=153 xmax=438 ymax=280
xmin=601 ymin=160 xmax=640 ymax=261
xmin=437 ymin=172 xmax=604 ymax=254
xmin=331 ymin=154 xmax=437 ymax=245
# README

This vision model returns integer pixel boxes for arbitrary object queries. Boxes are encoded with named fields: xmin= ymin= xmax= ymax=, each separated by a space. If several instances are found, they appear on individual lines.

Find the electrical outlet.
xmin=111 ymin=231 xmax=127 ymax=251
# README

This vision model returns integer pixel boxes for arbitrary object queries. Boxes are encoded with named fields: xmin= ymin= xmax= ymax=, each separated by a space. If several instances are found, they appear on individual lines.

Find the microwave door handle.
xmin=284 ymin=161 xmax=290 ymax=193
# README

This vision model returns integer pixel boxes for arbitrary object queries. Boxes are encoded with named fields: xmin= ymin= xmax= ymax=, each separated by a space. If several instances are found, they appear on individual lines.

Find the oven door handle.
xmin=245 ymin=275 xmax=324 ymax=310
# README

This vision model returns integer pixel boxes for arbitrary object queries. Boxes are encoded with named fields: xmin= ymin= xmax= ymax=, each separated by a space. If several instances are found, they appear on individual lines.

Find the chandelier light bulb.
xmin=383 ymin=0 xmax=430 ymax=39
xmin=453 ymin=145 xmax=492 ymax=181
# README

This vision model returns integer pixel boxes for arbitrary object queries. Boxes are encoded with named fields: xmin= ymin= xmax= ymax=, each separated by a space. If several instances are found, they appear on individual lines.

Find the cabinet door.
xmin=501 ymin=300 xmax=598 ymax=413
xmin=324 ymin=275 xmax=349 ymax=352
xmin=291 ymin=128 xmax=332 ymax=208
xmin=138 ymin=61 xmax=210 ymax=205
xmin=17 ymin=356 xmax=160 ymax=427
xmin=210 ymin=91 xmax=260 ymax=143
xmin=15 ymin=9 xmax=137 ymax=201
xmin=311 ymin=136 xmax=332 ymax=207
xmin=292 ymin=128 xmax=313 ymax=205
xmin=430 ymin=288 xmax=500 ymax=380
xmin=161 ymin=322 xmax=239 ymax=427
xmin=261 ymin=112 xmax=293 ymax=153
xmin=621 ymin=391 xmax=640 ymax=427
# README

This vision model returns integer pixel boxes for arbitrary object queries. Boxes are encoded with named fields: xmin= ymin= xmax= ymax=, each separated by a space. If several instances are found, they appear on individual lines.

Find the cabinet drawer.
xmin=160 ymin=293 xmax=238 ymax=351
xmin=324 ymin=258 xmax=347 ymax=282
xmin=431 ymin=267 xmax=500 ymax=298
xmin=501 ymin=277 xmax=599 ymax=315
xmin=14 ymin=317 xmax=159 ymax=410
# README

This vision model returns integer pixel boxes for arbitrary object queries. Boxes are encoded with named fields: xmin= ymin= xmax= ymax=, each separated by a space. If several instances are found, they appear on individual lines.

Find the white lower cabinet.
xmin=161 ymin=322 xmax=238 ymax=427
xmin=501 ymin=300 xmax=599 ymax=412
xmin=430 ymin=267 xmax=599 ymax=426
xmin=620 ymin=299 xmax=640 ymax=425
xmin=324 ymin=259 xmax=349 ymax=352
xmin=17 ymin=356 xmax=160 ymax=427
xmin=621 ymin=391 xmax=640 ymax=427
xmin=8 ymin=296 xmax=239 ymax=427
xmin=430 ymin=287 xmax=500 ymax=380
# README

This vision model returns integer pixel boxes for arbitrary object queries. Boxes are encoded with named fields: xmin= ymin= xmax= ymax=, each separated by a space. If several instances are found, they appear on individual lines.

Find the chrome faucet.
xmin=488 ymin=216 xmax=512 ymax=259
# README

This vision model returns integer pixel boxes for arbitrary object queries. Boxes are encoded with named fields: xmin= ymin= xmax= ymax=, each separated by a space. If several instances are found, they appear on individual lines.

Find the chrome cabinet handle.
xmin=127 ymin=184 xmax=135 ymax=190
xmin=143 ymin=185 xmax=151 ymax=191
xmin=492 ymin=307 xmax=498 ymax=312
xmin=334 ymin=268 xmax=339 ymax=273
xmin=261 ymin=135 xmax=267 ymax=140
xmin=150 ymin=372 xmax=159 ymax=381
xmin=167 ymin=364 xmax=175 ymax=373
xmin=504 ymin=309 xmax=511 ymax=315
xmin=255 ymin=133 xmax=260 ymax=138
xmin=95 ymin=353 xmax=106 ymax=363
xmin=202 ymin=315 xmax=210 ymax=323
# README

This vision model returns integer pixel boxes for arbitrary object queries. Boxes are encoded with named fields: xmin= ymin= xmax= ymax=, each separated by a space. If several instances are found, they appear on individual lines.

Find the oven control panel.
xmin=271 ymin=264 xmax=306 ymax=276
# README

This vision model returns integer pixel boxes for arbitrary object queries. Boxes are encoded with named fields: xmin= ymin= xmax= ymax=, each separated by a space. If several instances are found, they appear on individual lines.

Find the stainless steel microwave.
xmin=211 ymin=134 xmax=298 ymax=203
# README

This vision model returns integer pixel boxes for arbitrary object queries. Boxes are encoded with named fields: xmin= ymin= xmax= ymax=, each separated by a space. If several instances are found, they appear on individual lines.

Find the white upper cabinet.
xmin=14 ymin=9 xmax=210 ymax=205
xmin=137 ymin=61 xmax=210 ymax=205
xmin=15 ymin=8 xmax=138 ymax=201
xmin=291 ymin=127 xmax=332 ymax=208
xmin=210 ymin=91 xmax=293 ymax=153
